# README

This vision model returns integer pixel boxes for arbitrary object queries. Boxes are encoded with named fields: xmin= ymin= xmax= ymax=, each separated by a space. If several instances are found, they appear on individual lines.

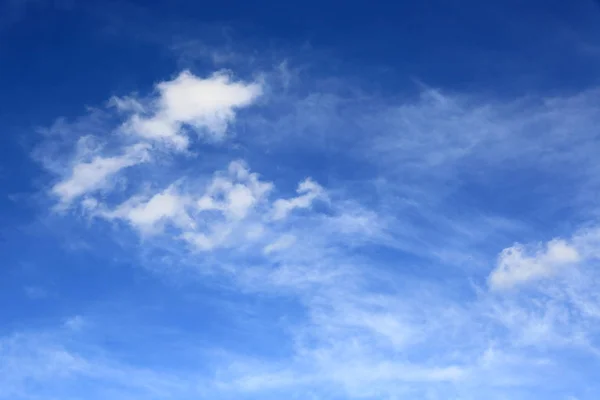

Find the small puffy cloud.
xmin=488 ymin=239 xmax=581 ymax=290
xmin=104 ymin=185 xmax=194 ymax=235
xmin=272 ymin=178 xmax=325 ymax=220
xmin=52 ymin=143 xmax=150 ymax=208
xmin=120 ymin=71 xmax=262 ymax=149
xmin=127 ymin=114 xmax=190 ymax=150
xmin=196 ymin=161 xmax=273 ymax=221
xmin=181 ymin=162 xmax=274 ymax=251
xmin=180 ymin=167 xmax=323 ymax=252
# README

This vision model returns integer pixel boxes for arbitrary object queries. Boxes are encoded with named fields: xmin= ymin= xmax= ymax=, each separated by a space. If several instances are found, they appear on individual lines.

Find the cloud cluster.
xmin=26 ymin=61 xmax=600 ymax=400
xmin=83 ymin=159 xmax=325 ymax=252
xmin=49 ymin=70 xmax=262 ymax=208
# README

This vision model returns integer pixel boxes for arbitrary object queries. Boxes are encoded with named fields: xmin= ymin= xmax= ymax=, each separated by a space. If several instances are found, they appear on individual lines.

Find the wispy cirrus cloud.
xmin=0 ymin=325 xmax=205 ymax=400
xmin=51 ymin=142 xmax=151 ymax=208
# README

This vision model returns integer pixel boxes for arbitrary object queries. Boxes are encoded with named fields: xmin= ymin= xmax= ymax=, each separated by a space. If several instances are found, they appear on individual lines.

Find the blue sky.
xmin=2 ymin=1 xmax=600 ymax=399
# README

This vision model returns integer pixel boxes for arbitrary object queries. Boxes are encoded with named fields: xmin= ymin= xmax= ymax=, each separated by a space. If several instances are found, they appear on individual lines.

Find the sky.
xmin=2 ymin=0 xmax=600 ymax=399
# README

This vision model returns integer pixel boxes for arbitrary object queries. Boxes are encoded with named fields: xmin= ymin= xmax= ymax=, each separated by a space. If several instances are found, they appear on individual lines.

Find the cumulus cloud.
xmin=179 ymin=161 xmax=276 ymax=251
xmin=80 ymin=157 xmax=322 ymax=253
xmin=45 ymin=70 xmax=262 ymax=214
xmin=118 ymin=70 xmax=262 ymax=149
xmin=177 ymin=162 xmax=320 ymax=251
xmin=196 ymin=160 xmax=273 ymax=221
xmin=489 ymin=239 xmax=581 ymax=290
xmin=271 ymin=178 xmax=325 ymax=220
xmin=102 ymin=185 xmax=194 ymax=235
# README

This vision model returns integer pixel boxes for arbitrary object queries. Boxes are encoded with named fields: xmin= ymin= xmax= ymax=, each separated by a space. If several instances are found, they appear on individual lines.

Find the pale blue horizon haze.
xmin=2 ymin=1 xmax=600 ymax=399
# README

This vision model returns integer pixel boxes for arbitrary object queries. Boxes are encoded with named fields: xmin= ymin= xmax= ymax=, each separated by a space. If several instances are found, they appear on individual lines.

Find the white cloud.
xmin=127 ymin=113 xmax=190 ymax=150
xmin=120 ymin=70 xmax=262 ymax=149
xmin=196 ymin=160 xmax=273 ymax=221
xmin=46 ymin=70 xmax=262 ymax=211
xmin=226 ymin=362 xmax=464 ymax=396
xmin=88 ymin=159 xmax=323 ymax=254
xmin=263 ymin=234 xmax=296 ymax=254
xmin=272 ymin=178 xmax=324 ymax=220
xmin=178 ymin=161 xmax=275 ymax=251
xmin=51 ymin=143 xmax=150 ymax=208
xmin=108 ymin=95 xmax=145 ymax=113
xmin=181 ymin=228 xmax=231 ymax=252
xmin=489 ymin=239 xmax=581 ymax=290
xmin=103 ymin=185 xmax=194 ymax=235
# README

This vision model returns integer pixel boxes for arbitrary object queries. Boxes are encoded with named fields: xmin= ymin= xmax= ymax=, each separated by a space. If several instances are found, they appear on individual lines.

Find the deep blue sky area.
xmin=1 ymin=0 xmax=599 ymax=193
xmin=2 ymin=0 xmax=600 ymax=127
xmin=2 ymin=1 xmax=600 ymax=400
